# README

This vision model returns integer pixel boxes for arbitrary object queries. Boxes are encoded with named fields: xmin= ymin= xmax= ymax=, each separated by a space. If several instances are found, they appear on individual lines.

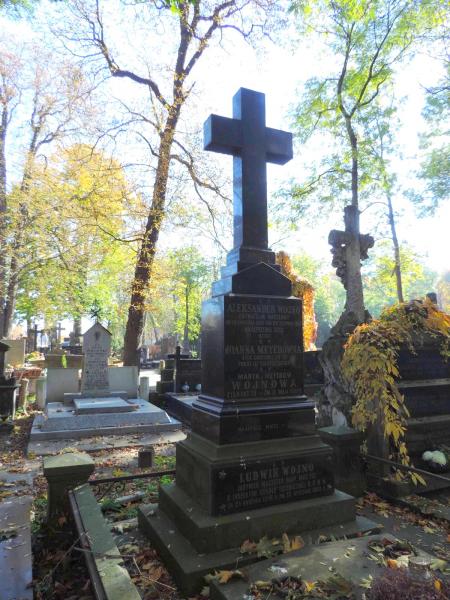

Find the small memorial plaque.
xmin=212 ymin=456 xmax=333 ymax=515
xmin=224 ymin=295 xmax=303 ymax=400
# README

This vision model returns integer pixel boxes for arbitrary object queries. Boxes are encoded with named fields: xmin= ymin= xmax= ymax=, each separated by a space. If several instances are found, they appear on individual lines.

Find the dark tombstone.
xmin=139 ymin=89 xmax=368 ymax=595
xmin=138 ymin=447 xmax=154 ymax=469
xmin=0 ymin=341 xmax=19 ymax=429
xmin=173 ymin=345 xmax=202 ymax=393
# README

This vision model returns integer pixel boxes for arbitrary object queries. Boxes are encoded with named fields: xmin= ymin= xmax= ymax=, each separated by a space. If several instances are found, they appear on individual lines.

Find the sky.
xmin=1 ymin=0 xmax=449 ymax=291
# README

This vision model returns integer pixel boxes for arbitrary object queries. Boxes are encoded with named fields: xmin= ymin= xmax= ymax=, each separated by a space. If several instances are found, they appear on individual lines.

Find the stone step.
xmin=138 ymin=499 xmax=379 ymax=596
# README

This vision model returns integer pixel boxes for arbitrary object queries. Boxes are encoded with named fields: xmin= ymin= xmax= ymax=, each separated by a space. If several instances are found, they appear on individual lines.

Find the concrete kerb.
xmin=70 ymin=484 xmax=141 ymax=600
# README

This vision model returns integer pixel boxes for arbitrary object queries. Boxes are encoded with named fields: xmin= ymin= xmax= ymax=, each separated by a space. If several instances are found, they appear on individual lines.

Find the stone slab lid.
xmin=74 ymin=397 xmax=139 ymax=415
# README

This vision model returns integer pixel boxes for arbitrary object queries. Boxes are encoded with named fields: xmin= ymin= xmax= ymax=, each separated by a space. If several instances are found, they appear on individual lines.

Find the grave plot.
xmin=29 ymin=322 xmax=182 ymax=453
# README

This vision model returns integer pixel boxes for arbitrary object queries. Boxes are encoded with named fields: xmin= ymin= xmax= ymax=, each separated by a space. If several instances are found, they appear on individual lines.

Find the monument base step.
xmin=138 ymin=498 xmax=380 ymax=596
xmin=158 ymin=484 xmax=355 ymax=553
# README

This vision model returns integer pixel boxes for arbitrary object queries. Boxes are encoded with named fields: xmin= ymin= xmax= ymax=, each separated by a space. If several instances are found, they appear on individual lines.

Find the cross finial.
xmin=204 ymin=88 xmax=293 ymax=252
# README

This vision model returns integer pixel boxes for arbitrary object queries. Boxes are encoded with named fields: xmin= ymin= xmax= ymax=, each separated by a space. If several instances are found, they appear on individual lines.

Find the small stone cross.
xmin=204 ymin=88 xmax=293 ymax=251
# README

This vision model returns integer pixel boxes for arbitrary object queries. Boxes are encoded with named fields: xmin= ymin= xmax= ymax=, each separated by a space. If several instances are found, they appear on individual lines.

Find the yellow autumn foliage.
xmin=343 ymin=298 xmax=450 ymax=480
xmin=276 ymin=251 xmax=317 ymax=350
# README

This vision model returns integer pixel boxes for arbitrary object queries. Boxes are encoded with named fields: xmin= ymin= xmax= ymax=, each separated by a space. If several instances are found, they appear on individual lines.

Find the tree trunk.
xmin=73 ymin=317 xmax=82 ymax=345
xmin=344 ymin=116 xmax=365 ymax=323
xmin=386 ymin=192 xmax=403 ymax=302
xmin=0 ymin=106 xmax=8 ymax=337
xmin=4 ymin=255 xmax=18 ymax=337
xmin=123 ymin=111 xmax=180 ymax=366
xmin=183 ymin=285 xmax=190 ymax=352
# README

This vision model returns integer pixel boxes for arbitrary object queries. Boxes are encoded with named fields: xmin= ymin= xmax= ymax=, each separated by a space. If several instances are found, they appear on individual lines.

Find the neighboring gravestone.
xmin=81 ymin=322 xmax=111 ymax=396
xmin=2 ymin=338 xmax=26 ymax=367
xmin=46 ymin=368 xmax=79 ymax=404
xmin=139 ymin=88 xmax=371 ymax=594
xmin=109 ymin=366 xmax=139 ymax=398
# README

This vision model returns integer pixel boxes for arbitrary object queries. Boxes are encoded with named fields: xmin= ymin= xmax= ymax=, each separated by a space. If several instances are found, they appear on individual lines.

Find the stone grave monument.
xmin=30 ymin=322 xmax=180 ymax=443
xmin=162 ymin=346 xmax=202 ymax=425
xmin=139 ymin=88 xmax=376 ymax=594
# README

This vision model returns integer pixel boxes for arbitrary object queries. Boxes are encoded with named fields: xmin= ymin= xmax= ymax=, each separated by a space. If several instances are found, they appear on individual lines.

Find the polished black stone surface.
xmin=211 ymin=456 xmax=333 ymax=515
xmin=397 ymin=345 xmax=450 ymax=381
xmin=200 ymin=293 xmax=303 ymax=402
xmin=191 ymin=402 xmax=315 ymax=445
xmin=204 ymin=88 xmax=292 ymax=253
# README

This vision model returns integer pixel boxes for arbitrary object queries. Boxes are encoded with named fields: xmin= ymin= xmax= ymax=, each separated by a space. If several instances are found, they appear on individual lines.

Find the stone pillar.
xmin=43 ymin=452 xmax=95 ymax=522
xmin=319 ymin=425 xmax=366 ymax=497
xmin=139 ymin=376 xmax=150 ymax=401
xmin=35 ymin=376 xmax=47 ymax=410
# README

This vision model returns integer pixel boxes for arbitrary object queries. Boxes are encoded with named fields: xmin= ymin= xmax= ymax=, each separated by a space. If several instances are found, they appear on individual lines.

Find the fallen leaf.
xmin=217 ymin=569 xmax=244 ymax=584
xmin=387 ymin=558 xmax=399 ymax=569
xmin=253 ymin=580 xmax=272 ymax=590
xmin=430 ymin=558 xmax=448 ymax=571
xmin=240 ymin=539 xmax=257 ymax=555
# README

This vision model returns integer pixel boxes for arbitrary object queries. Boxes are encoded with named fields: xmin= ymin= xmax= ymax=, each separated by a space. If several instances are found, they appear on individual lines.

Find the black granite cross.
xmin=204 ymin=88 xmax=293 ymax=251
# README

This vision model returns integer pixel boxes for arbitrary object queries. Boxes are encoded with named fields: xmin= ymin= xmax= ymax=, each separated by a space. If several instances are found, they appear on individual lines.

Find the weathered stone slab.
xmin=0 ymin=496 xmax=33 ymax=600
xmin=28 ymin=428 xmax=185 ymax=456
xmin=138 ymin=500 xmax=379 ymax=596
xmin=30 ymin=400 xmax=181 ymax=441
xmin=39 ymin=400 xmax=173 ymax=431
xmin=209 ymin=534 xmax=434 ymax=600
xmin=74 ymin=397 xmax=139 ymax=415
xmin=72 ymin=485 xmax=141 ymax=600
xmin=109 ymin=366 xmax=139 ymax=398
xmin=46 ymin=368 xmax=79 ymax=403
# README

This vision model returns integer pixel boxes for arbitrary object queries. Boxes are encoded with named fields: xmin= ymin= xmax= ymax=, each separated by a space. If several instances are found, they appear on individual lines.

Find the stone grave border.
xmin=69 ymin=484 xmax=141 ymax=600
xmin=68 ymin=468 xmax=176 ymax=600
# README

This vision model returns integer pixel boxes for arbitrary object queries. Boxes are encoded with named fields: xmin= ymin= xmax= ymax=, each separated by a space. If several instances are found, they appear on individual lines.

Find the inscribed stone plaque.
xmin=224 ymin=295 xmax=303 ymax=400
xmin=81 ymin=323 xmax=111 ymax=393
xmin=212 ymin=456 xmax=333 ymax=515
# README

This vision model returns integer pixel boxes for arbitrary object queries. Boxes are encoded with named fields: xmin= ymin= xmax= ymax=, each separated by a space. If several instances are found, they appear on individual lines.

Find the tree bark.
xmin=123 ymin=113 xmax=180 ymax=365
xmin=4 ymin=256 xmax=18 ymax=337
xmin=386 ymin=191 xmax=404 ymax=302
xmin=0 ymin=105 xmax=8 ymax=336
xmin=344 ymin=116 xmax=365 ymax=323
xmin=73 ymin=317 xmax=82 ymax=345
xmin=183 ymin=284 xmax=190 ymax=352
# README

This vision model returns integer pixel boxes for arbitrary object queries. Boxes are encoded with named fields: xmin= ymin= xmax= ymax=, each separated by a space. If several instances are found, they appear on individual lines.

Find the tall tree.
xmin=288 ymin=0 xmax=446 ymax=425
xmin=14 ymin=144 xmax=139 ymax=345
xmin=0 ymin=36 xmax=94 ymax=335
xmin=64 ymin=0 xmax=276 ymax=365
xmin=0 ymin=48 xmax=22 ymax=335
xmin=289 ymin=0 xmax=443 ymax=323
xmin=168 ymin=246 xmax=211 ymax=352
xmin=413 ymin=61 xmax=450 ymax=215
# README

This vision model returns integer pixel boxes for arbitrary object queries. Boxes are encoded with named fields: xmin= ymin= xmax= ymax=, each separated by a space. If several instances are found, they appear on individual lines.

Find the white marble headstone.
xmin=81 ymin=322 xmax=111 ymax=394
